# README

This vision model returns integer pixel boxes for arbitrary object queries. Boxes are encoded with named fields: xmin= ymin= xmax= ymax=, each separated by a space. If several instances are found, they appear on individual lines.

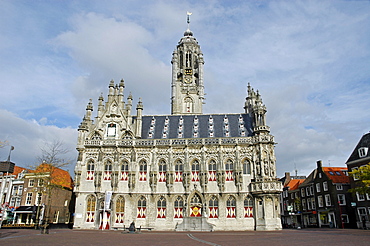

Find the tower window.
xmin=107 ymin=123 xmax=117 ymax=137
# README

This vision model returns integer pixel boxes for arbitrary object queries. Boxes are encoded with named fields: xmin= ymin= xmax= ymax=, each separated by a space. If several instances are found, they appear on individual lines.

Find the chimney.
xmin=317 ymin=160 xmax=322 ymax=170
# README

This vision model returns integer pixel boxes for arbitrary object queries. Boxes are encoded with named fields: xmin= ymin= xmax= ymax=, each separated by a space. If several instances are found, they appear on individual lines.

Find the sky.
xmin=0 ymin=0 xmax=369 ymax=177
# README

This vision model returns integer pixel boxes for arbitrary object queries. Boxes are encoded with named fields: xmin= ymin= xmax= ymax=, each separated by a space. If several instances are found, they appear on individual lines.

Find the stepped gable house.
xmin=73 ymin=18 xmax=282 ymax=231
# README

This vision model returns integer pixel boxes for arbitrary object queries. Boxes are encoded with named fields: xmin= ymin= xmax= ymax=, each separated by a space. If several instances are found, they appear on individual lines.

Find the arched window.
xmin=226 ymin=196 xmax=236 ymax=218
xmin=137 ymin=196 xmax=146 ymax=218
xmin=107 ymin=123 xmax=117 ymax=137
xmin=191 ymin=160 xmax=200 ymax=182
xmin=179 ymin=51 xmax=183 ymax=67
xmin=174 ymin=196 xmax=183 ymax=218
xmin=225 ymin=159 xmax=234 ymax=181
xmin=157 ymin=196 xmax=166 ymax=218
xmin=174 ymin=159 xmax=183 ymax=182
xmin=86 ymin=160 xmax=95 ymax=181
xmin=103 ymin=160 xmax=112 ymax=181
xmin=208 ymin=159 xmax=217 ymax=181
xmin=158 ymin=160 xmax=166 ymax=182
xmin=244 ymin=196 xmax=254 ymax=218
xmin=86 ymin=195 xmax=96 ymax=222
xmin=186 ymin=51 xmax=192 ymax=67
xmin=120 ymin=160 xmax=129 ymax=181
xmin=115 ymin=196 xmax=125 ymax=224
xmin=243 ymin=159 xmax=251 ymax=175
xmin=139 ymin=160 xmax=147 ymax=181
xmin=209 ymin=196 xmax=218 ymax=218
xmin=184 ymin=97 xmax=193 ymax=113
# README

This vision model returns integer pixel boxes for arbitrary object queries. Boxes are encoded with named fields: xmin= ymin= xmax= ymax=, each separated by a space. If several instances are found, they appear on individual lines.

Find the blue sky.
xmin=0 ymin=0 xmax=369 ymax=177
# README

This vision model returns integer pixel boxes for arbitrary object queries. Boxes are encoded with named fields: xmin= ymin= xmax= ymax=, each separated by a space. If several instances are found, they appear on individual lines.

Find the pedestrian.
xmin=362 ymin=217 xmax=367 ymax=230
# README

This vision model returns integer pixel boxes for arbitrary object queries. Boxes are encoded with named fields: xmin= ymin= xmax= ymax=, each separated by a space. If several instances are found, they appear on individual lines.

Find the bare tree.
xmin=31 ymin=140 xmax=73 ymax=233
xmin=0 ymin=140 xmax=8 ymax=148
xmin=36 ymin=140 xmax=70 ymax=168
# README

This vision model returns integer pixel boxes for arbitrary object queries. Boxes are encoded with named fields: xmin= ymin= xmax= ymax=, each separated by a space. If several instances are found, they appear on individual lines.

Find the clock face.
xmin=184 ymin=77 xmax=191 ymax=84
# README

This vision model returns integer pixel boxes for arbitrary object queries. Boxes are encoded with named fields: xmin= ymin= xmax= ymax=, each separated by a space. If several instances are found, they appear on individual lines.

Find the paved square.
xmin=1 ymin=228 xmax=369 ymax=246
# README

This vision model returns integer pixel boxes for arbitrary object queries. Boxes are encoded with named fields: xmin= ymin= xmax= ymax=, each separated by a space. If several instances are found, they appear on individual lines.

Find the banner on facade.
xmin=105 ymin=191 xmax=112 ymax=210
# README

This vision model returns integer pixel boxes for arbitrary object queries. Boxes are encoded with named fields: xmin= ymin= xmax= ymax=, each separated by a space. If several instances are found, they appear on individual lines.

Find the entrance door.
xmin=190 ymin=193 xmax=202 ymax=217
xmin=99 ymin=211 xmax=110 ymax=230
xmin=329 ymin=212 xmax=336 ymax=228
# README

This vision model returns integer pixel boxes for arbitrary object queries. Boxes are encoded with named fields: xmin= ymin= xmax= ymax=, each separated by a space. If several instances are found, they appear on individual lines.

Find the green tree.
xmin=349 ymin=164 xmax=370 ymax=194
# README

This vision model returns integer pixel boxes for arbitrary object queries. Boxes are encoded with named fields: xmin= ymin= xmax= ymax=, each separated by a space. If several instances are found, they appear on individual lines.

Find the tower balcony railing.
xmin=84 ymin=135 xmax=274 ymax=147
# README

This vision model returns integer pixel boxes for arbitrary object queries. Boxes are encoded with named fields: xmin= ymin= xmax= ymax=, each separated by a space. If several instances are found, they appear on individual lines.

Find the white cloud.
xmin=0 ymin=109 xmax=77 ymax=173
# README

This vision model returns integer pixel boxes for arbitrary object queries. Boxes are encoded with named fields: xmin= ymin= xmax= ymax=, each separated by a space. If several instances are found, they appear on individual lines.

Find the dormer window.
xmin=107 ymin=123 xmax=117 ymax=137
xmin=359 ymin=147 xmax=368 ymax=158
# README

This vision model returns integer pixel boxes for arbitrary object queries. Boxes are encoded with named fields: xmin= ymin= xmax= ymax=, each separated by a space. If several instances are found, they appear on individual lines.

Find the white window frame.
xmin=366 ymin=193 xmax=370 ymax=200
xmin=301 ymin=188 xmax=305 ymax=197
xmin=357 ymin=207 xmax=367 ymax=220
xmin=53 ymin=211 xmax=60 ymax=224
xmin=325 ymin=194 xmax=331 ymax=206
xmin=352 ymin=167 xmax=359 ymax=181
xmin=341 ymin=214 xmax=349 ymax=223
xmin=357 ymin=192 xmax=365 ymax=201
xmin=336 ymin=184 xmax=343 ymax=190
xmin=358 ymin=147 xmax=368 ymax=158
xmin=302 ymin=199 xmax=306 ymax=211
xmin=318 ymin=196 xmax=324 ymax=207
xmin=338 ymin=194 xmax=346 ymax=205
xmin=28 ymin=179 xmax=34 ymax=187
xmin=306 ymin=187 xmax=310 ymax=196
xmin=15 ymin=197 xmax=21 ymax=207
xmin=323 ymin=181 xmax=328 ymax=191
xmin=25 ymin=192 xmax=33 ymax=205
xmin=311 ymin=198 xmax=316 ymax=210
xmin=316 ymin=183 xmax=321 ymax=192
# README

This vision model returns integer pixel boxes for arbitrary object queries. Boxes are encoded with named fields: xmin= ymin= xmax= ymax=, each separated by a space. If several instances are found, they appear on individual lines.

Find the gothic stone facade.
xmin=73 ymin=26 xmax=282 ymax=231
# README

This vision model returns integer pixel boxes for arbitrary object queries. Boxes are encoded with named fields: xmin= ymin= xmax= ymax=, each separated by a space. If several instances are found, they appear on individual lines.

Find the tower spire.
xmin=187 ymin=11 xmax=192 ymax=28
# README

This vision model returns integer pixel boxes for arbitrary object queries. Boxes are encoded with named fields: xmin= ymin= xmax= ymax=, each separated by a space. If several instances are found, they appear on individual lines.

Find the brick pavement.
xmin=1 ymin=228 xmax=369 ymax=246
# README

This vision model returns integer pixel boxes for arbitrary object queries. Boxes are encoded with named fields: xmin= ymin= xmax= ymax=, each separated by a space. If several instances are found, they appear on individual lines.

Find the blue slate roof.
xmin=140 ymin=114 xmax=253 ymax=139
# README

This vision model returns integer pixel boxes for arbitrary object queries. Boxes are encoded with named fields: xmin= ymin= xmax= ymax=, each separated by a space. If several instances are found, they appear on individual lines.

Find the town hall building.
xmin=73 ymin=17 xmax=282 ymax=231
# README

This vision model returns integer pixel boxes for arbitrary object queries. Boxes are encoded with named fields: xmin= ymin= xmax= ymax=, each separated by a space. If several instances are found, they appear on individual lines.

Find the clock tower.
xmin=171 ymin=13 xmax=205 ymax=115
